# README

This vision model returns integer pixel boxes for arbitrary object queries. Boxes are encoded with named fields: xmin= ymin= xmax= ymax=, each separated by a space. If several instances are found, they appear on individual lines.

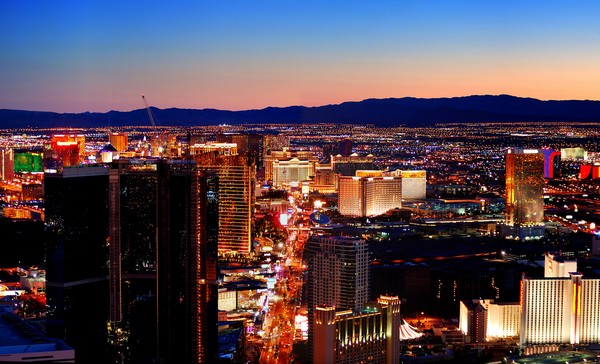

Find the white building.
xmin=544 ymin=251 xmax=578 ymax=278
xmin=459 ymin=299 xmax=520 ymax=343
xmin=391 ymin=170 xmax=426 ymax=200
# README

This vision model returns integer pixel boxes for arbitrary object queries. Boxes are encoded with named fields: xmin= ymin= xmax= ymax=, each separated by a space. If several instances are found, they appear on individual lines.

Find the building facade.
xmin=314 ymin=296 xmax=401 ymax=364
xmin=46 ymin=159 xmax=218 ymax=363
xmin=108 ymin=132 xmax=128 ymax=152
xmin=331 ymin=153 xmax=374 ymax=176
xmin=338 ymin=174 xmax=402 ymax=217
xmin=0 ymin=148 xmax=14 ymax=181
xmin=195 ymin=152 xmax=255 ymax=253
xmin=305 ymin=235 xmax=370 ymax=360
xmin=520 ymin=273 xmax=600 ymax=348
xmin=503 ymin=148 xmax=545 ymax=240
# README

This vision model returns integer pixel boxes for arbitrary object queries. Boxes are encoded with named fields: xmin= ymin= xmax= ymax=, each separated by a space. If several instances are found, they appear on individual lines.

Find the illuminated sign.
xmin=14 ymin=152 xmax=43 ymax=173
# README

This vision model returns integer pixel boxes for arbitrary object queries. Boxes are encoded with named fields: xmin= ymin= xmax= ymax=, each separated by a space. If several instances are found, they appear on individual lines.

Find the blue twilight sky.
xmin=1 ymin=1 xmax=599 ymax=112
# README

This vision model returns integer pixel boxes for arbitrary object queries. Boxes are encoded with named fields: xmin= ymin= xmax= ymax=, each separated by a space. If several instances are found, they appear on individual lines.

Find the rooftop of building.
xmin=0 ymin=304 xmax=73 ymax=356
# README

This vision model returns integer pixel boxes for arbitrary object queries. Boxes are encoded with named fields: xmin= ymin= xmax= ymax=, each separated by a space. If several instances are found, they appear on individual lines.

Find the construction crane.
xmin=141 ymin=94 xmax=158 ymax=131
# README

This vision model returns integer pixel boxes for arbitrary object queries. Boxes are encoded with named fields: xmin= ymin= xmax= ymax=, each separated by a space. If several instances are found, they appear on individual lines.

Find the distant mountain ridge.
xmin=1 ymin=95 xmax=600 ymax=128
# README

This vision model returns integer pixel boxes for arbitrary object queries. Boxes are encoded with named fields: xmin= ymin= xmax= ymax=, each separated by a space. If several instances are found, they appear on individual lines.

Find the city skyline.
xmin=2 ymin=1 xmax=600 ymax=113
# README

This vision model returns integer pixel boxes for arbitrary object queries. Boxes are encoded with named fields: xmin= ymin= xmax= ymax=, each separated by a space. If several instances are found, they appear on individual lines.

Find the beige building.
xmin=314 ymin=296 xmax=401 ymax=364
xmin=338 ymin=173 xmax=402 ymax=217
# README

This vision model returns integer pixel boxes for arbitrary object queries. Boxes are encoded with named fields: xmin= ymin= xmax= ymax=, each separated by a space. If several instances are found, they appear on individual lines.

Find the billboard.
xmin=14 ymin=152 xmax=43 ymax=173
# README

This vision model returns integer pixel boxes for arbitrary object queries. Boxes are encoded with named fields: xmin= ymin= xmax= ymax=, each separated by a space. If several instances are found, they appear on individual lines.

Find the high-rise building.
xmin=541 ymin=148 xmax=561 ymax=179
xmin=108 ymin=158 xmax=218 ymax=363
xmin=459 ymin=300 xmax=488 ymax=344
xmin=520 ymin=272 xmax=600 ymax=349
xmin=217 ymin=133 xmax=262 ymax=165
xmin=194 ymin=152 xmax=255 ymax=253
xmin=338 ymin=172 xmax=402 ymax=217
xmin=313 ymin=295 xmax=401 ymax=364
xmin=305 ymin=235 xmax=369 ymax=360
xmin=108 ymin=132 xmax=128 ymax=152
xmin=0 ymin=148 xmax=14 ymax=180
xmin=272 ymin=158 xmax=312 ymax=187
xmin=45 ymin=165 xmax=111 ymax=363
xmin=47 ymin=134 xmax=86 ymax=169
xmin=189 ymin=142 xmax=238 ymax=156
xmin=503 ymin=148 xmax=545 ymax=240
xmin=46 ymin=159 xmax=217 ymax=363
xmin=544 ymin=251 xmax=577 ymax=278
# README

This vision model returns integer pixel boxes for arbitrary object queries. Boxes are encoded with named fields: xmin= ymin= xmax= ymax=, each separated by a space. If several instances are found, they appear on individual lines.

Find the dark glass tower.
xmin=46 ymin=159 xmax=218 ymax=363
xmin=45 ymin=165 xmax=111 ymax=363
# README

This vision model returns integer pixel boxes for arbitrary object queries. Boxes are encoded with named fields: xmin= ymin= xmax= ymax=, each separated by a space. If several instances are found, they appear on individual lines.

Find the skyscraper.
xmin=46 ymin=159 xmax=217 ymax=363
xmin=108 ymin=132 xmax=128 ymax=153
xmin=0 ymin=148 xmax=14 ymax=181
xmin=108 ymin=159 xmax=217 ymax=363
xmin=45 ymin=165 xmax=111 ymax=363
xmin=503 ymin=148 xmax=545 ymax=240
xmin=305 ymin=235 xmax=369 ymax=361
xmin=194 ymin=152 xmax=255 ymax=253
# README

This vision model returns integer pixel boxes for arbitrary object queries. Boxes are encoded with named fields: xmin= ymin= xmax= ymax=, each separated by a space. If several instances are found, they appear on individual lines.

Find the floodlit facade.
xmin=195 ymin=153 xmax=255 ymax=253
xmin=520 ymin=273 xmax=600 ymax=348
xmin=108 ymin=132 xmax=128 ymax=152
xmin=544 ymin=251 xmax=577 ymax=278
xmin=395 ymin=170 xmax=426 ymax=200
xmin=272 ymin=157 xmax=312 ymax=187
xmin=459 ymin=299 xmax=520 ymax=343
xmin=189 ymin=142 xmax=238 ymax=156
xmin=338 ymin=173 xmax=402 ymax=217
xmin=484 ymin=301 xmax=520 ymax=339
xmin=338 ymin=176 xmax=364 ymax=217
xmin=264 ymin=149 xmax=318 ymax=182
xmin=313 ymin=296 xmax=401 ymax=364
xmin=503 ymin=148 xmax=545 ymax=240
xmin=0 ymin=148 xmax=14 ymax=181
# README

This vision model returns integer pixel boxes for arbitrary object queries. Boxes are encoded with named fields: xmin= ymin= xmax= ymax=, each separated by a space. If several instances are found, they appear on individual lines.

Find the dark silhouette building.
xmin=46 ymin=160 xmax=218 ymax=363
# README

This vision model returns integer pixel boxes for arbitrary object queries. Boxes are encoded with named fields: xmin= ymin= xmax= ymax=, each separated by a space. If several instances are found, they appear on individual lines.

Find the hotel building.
xmin=459 ymin=299 xmax=520 ymax=343
xmin=305 ymin=235 xmax=369 ymax=360
xmin=502 ymin=148 xmax=545 ymax=240
xmin=338 ymin=171 xmax=402 ymax=217
xmin=194 ymin=152 xmax=255 ymax=253
xmin=314 ymin=296 xmax=401 ymax=364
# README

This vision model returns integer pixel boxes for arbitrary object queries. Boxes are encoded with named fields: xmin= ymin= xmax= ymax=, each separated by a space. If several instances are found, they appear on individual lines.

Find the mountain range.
xmin=1 ymin=95 xmax=600 ymax=128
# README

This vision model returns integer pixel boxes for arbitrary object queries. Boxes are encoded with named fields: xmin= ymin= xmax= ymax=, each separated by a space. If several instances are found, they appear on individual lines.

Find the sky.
xmin=1 ymin=1 xmax=599 ymax=113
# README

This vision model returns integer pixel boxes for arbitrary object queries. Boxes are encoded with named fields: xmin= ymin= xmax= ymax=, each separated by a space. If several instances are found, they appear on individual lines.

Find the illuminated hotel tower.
xmin=305 ymin=235 xmax=369 ymax=361
xmin=503 ymin=148 xmax=545 ymax=240
xmin=314 ymin=296 xmax=401 ymax=364
xmin=108 ymin=132 xmax=128 ymax=152
xmin=520 ymin=254 xmax=600 ymax=352
xmin=194 ymin=152 xmax=255 ymax=253
xmin=338 ymin=171 xmax=402 ymax=217
xmin=519 ymin=273 xmax=600 ymax=350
